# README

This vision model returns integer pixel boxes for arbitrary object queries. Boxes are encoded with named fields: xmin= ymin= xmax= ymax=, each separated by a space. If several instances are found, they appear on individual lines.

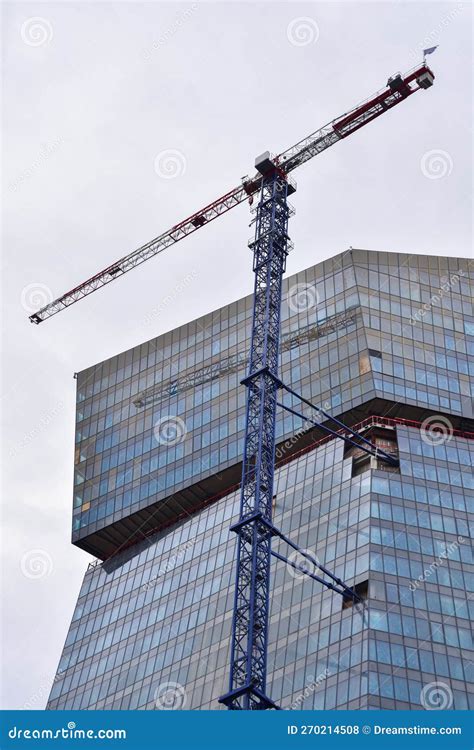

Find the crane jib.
xmin=29 ymin=63 xmax=434 ymax=324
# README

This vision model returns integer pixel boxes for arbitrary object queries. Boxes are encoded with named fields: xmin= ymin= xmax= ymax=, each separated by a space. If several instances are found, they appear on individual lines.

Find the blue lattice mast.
xmin=219 ymin=155 xmax=295 ymax=710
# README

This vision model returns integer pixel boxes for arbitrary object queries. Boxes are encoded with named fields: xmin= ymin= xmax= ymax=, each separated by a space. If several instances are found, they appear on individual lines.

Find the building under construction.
xmin=47 ymin=249 xmax=474 ymax=711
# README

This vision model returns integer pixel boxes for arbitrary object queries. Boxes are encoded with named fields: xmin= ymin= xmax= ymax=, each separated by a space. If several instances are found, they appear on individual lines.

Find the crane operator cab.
xmin=387 ymin=72 xmax=410 ymax=96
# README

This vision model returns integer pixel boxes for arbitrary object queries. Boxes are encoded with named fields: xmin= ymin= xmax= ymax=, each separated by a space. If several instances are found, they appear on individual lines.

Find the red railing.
xmin=90 ymin=413 xmax=473 ymax=568
xmin=277 ymin=414 xmax=474 ymax=470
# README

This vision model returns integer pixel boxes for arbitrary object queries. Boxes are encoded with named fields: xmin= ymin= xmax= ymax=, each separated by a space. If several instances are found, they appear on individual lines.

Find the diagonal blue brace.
xmin=219 ymin=155 xmax=295 ymax=710
xmin=277 ymin=400 xmax=399 ymax=466
xmin=252 ymin=368 xmax=398 ymax=467
xmin=230 ymin=511 xmax=362 ymax=603
xmin=278 ymin=381 xmax=399 ymax=466
xmin=271 ymin=550 xmax=348 ymax=597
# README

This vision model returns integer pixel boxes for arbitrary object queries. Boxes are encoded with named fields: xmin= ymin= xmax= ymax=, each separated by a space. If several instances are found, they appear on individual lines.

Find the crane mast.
xmin=30 ymin=60 xmax=435 ymax=711
xmin=219 ymin=161 xmax=294 ymax=710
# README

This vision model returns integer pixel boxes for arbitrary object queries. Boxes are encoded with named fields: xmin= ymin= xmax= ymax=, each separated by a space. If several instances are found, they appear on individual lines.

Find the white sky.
xmin=1 ymin=0 xmax=472 ymax=710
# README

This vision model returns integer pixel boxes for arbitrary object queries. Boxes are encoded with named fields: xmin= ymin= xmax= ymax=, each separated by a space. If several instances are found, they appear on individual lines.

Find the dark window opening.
xmin=368 ymin=349 xmax=382 ymax=358
xmin=342 ymin=579 xmax=369 ymax=609
xmin=346 ymin=424 xmax=399 ymax=476
xmin=351 ymin=455 xmax=370 ymax=476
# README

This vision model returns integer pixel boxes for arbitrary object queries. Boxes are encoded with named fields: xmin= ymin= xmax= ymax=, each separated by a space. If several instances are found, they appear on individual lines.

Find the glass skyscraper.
xmin=48 ymin=249 xmax=473 ymax=711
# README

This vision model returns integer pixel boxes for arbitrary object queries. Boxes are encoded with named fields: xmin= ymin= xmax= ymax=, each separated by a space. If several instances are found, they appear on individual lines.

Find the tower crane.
xmin=29 ymin=63 xmax=434 ymax=325
xmin=30 ymin=62 xmax=435 ymax=710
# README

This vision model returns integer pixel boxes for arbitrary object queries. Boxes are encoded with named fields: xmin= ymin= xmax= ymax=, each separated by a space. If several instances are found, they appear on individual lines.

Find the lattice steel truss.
xmin=133 ymin=307 xmax=360 ymax=409
xmin=29 ymin=64 xmax=434 ymax=324
xmin=219 ymin=166 xmax=294 ymax=710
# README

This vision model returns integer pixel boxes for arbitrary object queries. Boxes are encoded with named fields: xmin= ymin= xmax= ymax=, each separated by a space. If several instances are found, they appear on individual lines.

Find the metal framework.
xmin=219 ymin=164 xmax=293 ymax=710
xmin=276 ymin=380 xmax=399 ymax=467
xmin=29 ymin=64 xmax=434 ymax=324
xmin=133 ymin=306 xmax=360 ymax=409
xmin=133 ymin=352 xmax=248 ymax=407
xmin=219 ymin=162 xmax=365 ymax=710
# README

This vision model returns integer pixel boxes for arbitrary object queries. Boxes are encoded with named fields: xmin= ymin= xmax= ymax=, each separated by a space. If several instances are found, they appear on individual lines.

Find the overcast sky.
xmin=1 ymin=0 xmax=472 ymax=710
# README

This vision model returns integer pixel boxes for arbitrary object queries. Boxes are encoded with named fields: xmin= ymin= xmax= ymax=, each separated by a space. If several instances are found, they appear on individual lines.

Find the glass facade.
xmin=50 ymin=250 xmax=473 ymax=710
xmin=72 ymin=252 xmax=365 ymax=554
